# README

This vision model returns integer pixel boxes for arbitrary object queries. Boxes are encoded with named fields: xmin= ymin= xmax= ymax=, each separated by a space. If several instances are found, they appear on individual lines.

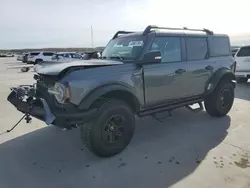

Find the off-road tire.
xmin=204 ymin=80 xmax=234 ymax=117
xmin=236 ymin=77 xmax=248 ymax=83
xmin=21 ymin=67 xmax=30 ymax=72
xmin=80 ymin=99 xmax=135 ymax=157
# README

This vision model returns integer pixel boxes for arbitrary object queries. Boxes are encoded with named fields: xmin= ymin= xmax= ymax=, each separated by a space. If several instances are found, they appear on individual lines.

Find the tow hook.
xmin=6 ymin=113 xmax=32 ymax=133
xmin=6 ymin=114 xmax=32 ymax=133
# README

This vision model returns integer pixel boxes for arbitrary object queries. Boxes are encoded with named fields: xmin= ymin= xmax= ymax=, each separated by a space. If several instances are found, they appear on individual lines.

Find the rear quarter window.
xmin=30 ymin=52 xmax=40 ymax=56
xmin=208 ymin=36 xmax=230 ymax=57
xmin=186 ymin=37 xmax=208 ymax=61
xmin=43 ymin=52 xmax=54 ymax=56
xmin=236 ymin=47 xmax=250 ymax=57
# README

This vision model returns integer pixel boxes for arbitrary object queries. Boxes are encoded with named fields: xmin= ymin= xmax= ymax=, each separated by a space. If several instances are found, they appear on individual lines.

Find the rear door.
xmin=183 ymin=37 xmax=213 ymax=96
xmin=235 ymin=46 xmax=250 ymax=72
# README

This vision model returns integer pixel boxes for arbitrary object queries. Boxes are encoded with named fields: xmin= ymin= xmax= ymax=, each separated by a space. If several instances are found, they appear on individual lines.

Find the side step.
xmin=185 ymin=102 xmax=203 ymax=112
xmin=138 ymin=98 xmax=204 ymax=117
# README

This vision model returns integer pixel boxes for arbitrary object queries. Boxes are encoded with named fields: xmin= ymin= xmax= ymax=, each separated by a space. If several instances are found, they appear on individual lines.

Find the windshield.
xmin=102 ymin=36 xmax=145 ymax=61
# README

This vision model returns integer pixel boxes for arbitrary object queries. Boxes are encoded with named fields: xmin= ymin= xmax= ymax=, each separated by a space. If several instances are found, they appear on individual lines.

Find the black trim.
xmin=138 ymin=96 xmax=204 ymax=117
xmin=204 ymin=68 xmax=236 ymax=95
xmin=112 ymin=31 xmax=136 ymax=39
xmin=7 ymin=91 xmax=97 ymax=129
xmin=78 ymin=84 xmax=139 ymax=110
xmin=143 ymin=25 xmax=214 ymax=35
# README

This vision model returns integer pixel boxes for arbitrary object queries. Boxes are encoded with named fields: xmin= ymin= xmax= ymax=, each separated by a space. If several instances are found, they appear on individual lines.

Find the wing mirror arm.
xmin=137 ymin=50 xmax=162 ymax=65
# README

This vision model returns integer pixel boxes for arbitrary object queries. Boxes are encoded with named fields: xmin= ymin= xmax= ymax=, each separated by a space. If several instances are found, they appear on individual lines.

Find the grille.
xmin=35 ymin=74 xmax=57 ymax=107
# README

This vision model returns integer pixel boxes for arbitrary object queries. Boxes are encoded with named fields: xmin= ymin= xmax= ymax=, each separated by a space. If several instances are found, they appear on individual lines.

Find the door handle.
xmin=175 ymin=69 xmax=186 ymax=74
xmin=205 ymin=65 xmax=214 ymax=70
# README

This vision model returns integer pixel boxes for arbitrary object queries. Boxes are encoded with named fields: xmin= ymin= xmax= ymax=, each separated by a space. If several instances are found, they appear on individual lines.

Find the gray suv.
xmin=7 ymin=25 xmax=236 ymax=157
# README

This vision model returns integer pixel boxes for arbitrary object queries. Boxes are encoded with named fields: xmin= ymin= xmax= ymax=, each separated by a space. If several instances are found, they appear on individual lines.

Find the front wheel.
xmin=80 ymin=99 xmax=135 ymax=157
xmin=204 ymin=80 xmax=234 ymax=117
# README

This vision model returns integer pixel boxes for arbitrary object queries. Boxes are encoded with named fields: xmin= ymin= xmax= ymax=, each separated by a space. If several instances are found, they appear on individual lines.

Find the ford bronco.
xmin=7 ymin=25 xmax=236 ymax=157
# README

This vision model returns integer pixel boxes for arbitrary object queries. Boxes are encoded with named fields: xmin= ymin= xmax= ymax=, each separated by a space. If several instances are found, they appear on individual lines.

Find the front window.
xmin=102 ymin=36 xmax=146 ymax=61
xmin=150 ymin=37 xmax=181 ymax=63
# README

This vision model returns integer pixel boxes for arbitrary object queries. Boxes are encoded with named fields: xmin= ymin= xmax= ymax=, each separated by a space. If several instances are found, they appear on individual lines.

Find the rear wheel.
xmin=80 ymin=99 xmax=135 ymax=157
xmin=204 ymin=80 xmax=234 ymax=117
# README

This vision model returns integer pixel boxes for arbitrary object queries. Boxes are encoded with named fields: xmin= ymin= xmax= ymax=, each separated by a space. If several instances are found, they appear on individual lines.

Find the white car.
xmin=17 ymin=54 xmax=24 ymax=61
xmin=5 ymin=52 xmax=14 ymax=57
xmin=27 ymin=51 xmax=55 ymax=64
xmin=50 ymin=52 xmax=83 ymax=63
xmin=234 ymin=45 xmax=250 ymax=83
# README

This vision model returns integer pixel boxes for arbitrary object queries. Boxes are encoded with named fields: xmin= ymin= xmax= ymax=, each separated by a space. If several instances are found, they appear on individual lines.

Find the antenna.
xmin=91 ymin=26 xmax=94 ymax=48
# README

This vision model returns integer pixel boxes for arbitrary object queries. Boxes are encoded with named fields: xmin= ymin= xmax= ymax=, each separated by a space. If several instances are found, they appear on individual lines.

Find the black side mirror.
xmin=140 ymin=50 xmax=161 ymax=64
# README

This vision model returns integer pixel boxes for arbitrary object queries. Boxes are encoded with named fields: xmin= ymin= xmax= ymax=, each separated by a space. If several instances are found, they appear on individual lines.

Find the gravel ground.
xmin=0 ymin=57 xmax=250 ymax=188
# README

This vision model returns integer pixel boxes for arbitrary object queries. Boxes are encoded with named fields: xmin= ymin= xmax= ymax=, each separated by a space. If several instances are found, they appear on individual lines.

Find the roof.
xmin=117 ymin=30 xmax=228 ymax=38
xmin=114 ymin=25 xmax=228 ymax=39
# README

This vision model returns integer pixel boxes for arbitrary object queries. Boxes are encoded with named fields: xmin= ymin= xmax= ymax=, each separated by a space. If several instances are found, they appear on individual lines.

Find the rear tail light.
xmin=233 ymin=61 xmax=236 ymax=73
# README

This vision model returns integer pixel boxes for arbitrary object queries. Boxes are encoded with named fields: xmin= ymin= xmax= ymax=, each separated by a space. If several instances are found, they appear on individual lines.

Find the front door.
xmin=143 ymin=36 xmax=189 ymax=107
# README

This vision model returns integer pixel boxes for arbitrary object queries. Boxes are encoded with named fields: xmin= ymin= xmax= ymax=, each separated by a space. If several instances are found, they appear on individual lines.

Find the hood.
xmin=34 ymin=59 xmax=123 ymax=75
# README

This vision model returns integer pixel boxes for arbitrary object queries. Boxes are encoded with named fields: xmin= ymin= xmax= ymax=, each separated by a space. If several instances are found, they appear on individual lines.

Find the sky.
xmin=1 ymin=0 xmax=250 ymax=49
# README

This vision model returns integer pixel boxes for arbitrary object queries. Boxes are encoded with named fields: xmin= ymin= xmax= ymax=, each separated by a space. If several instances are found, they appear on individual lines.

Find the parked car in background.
xmin=0 ymin=53 xmax=6 ymax=57
xmin=27 ymin=51 xmax=55 ymax=64
xmin=231 ymin=48 xmax=240 ymax=57
xmin=5 ymin=52 xmax=14 ymax=57
xmin=23 ymin=53 xmax=29 ymax=63
xmin=51 ymin=52 xmax=83 ymax=63
xmin=82 ymin=51 xmax=101 ymax=60
xmin=17 ymin=54 xmax=24 ymax=61
xmin=234 ymin=45 xmax=250 ymax=83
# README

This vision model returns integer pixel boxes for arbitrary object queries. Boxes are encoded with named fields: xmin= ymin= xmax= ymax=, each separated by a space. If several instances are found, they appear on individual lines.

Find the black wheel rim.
xmin=102 ymin=114 xmax=125 ymax=144
xmin=219 ymin=88 xmax=232 ymax=109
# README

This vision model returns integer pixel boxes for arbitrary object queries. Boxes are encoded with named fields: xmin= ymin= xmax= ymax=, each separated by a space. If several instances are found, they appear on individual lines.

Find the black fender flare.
xmin=205 ymin=68 xmax=236 ymax=95
xmin=78 ymin=84 xmax=139 ymax=110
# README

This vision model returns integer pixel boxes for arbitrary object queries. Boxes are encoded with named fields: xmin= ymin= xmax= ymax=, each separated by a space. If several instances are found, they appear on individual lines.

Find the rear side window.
xmin=186 ymin=37 xmax=208 ymax=61
xmin=237 ymin=47 xmax=250 ymax=57
xmin=43 ymin=52 xmax=54 ymax=56
xmin=208 ymin=36 xmax=230 ymax=57
xmin=30 ymin=52 xmax=39 ymax=56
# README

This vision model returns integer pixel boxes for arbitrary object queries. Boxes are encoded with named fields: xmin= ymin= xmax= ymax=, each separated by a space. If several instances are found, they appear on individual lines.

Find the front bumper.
xmin=7 ymin=86 xmax=97 ymax=128
xmin=235 ymin=71 xmax=250 ymax=78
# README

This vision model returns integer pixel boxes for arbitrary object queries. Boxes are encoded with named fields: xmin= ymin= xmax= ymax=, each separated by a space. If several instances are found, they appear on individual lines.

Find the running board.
xmin=185 ymin=102 xmax=204 ymax=112
xmin=138 ymin=98 xmax=203 ymax=117
xmin=152 ymin=110 xmax=172 ymax=122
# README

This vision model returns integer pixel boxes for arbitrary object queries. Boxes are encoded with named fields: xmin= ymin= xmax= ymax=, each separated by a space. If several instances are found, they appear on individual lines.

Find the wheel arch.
xmin=35 ymin=58 xmax=43 ymax=62
xmin=205 ymin=68 xmax=236 ymax=95
xmin=78 ymin=84 xmax=141 ymax=112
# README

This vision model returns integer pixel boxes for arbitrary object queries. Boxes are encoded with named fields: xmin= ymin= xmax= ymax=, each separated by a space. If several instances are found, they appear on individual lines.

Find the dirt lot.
xmin=0 ymin=57 xmax=250 ymax=188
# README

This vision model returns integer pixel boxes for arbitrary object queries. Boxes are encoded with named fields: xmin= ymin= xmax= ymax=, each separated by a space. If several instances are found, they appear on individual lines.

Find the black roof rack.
xmin=142 ymin=25 xmax=214 ymax=35
xmin=112 ymin=31 xmax=136 ymax=39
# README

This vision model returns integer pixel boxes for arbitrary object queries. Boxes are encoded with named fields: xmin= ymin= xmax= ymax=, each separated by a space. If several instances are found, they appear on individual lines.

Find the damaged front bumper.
xmin=7 ymin=85 xmax=97 ymax=128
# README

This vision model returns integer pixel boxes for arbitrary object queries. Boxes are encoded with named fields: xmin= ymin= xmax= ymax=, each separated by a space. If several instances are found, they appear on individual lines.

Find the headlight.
xmin=48 ymin=83 xmax=69 ymax=103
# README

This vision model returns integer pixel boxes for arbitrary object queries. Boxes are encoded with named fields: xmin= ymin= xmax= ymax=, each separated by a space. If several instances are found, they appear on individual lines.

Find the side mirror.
xmin=140 ymin=51 xmax=161 ymax=64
